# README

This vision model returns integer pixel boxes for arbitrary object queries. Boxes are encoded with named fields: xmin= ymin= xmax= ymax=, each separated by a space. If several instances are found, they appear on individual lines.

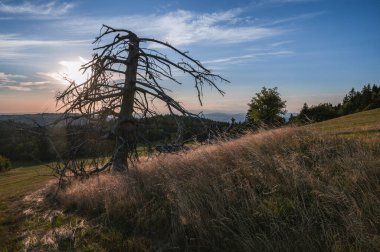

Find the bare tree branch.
xmin=56 ymin=24 xmax=229 ymax=173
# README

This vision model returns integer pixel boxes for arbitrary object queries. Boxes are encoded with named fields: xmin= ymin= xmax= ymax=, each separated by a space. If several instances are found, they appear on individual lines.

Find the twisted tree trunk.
xmin=112 ymin=33 xmax=139 ymax=172
xmin=56 ymin=25 xmax=228 ymax=175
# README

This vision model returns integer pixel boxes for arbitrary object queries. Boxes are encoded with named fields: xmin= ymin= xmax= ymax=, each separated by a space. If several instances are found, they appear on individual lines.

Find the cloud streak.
xmin=0 ymin=72 xmax=31 ymax=91
xmin=0 ymin=85 xmax=31 ymax=91
xmin=0 ymin=34 xmax=89 ymax=48
xmin=0 ymin=72 xmax=26 ymax=82
xmin=253 ymin=0 xmax=319 ymax=7
xmin=60 ymin=9 xmax=284 ymax=46
xmin=269 ymin=11 xmax=326 ymax=25
xmin=203 ymin=50 xmax=294 ymax=65
xmin=0 ymin=33 xmax=90 ymax=60
xmin=0 ymin=1 xmax=74 ymax=16
xmin=0 ymin=71 xmax=62 ymax=92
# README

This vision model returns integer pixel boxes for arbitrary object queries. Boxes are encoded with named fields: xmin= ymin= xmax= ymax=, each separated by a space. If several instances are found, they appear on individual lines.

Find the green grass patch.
xmin=0 ymin=164 xmax=54 ymax=251
xmin=0 ymin=164 xmax=52 ymax=201
xmin=306 ymin=108 xmax=380 ymax=141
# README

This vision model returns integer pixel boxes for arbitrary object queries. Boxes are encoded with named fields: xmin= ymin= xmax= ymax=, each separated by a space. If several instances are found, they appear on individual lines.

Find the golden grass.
xmin=307 ymin=108 xmax=380 ymax=141
xmin=55 ymin=128 xmax=380 ymax=251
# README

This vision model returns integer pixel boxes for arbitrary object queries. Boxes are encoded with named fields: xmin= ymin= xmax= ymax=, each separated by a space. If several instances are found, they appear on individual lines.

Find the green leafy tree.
xmin=246 ymin=87 xmax=286 ymax=127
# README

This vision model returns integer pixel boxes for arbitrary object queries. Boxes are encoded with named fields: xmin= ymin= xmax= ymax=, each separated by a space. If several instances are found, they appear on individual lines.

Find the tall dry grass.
xmin=57 ymin=128 xmax=380 ymax=251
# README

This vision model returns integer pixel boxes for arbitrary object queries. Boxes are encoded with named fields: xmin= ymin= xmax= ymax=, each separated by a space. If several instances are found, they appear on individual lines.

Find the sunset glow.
xmin=1 ymin=0 xmax=379 ymax=114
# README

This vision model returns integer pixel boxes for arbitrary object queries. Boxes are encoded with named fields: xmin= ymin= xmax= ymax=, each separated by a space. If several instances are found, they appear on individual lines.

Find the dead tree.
xmin=56 ymin=25 xmax=228 ymax=172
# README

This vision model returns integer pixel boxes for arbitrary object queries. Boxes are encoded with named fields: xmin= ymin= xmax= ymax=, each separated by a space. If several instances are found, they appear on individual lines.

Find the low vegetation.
xmin=0 ymin=155 xmax=11 ymax=172
xmin=0 ymin=163 xmax=53 ymax=250
xmin=0 ymin=116 xmax=228 ymax=163
xmin=36 ymin=127 xmax=379 ymax=251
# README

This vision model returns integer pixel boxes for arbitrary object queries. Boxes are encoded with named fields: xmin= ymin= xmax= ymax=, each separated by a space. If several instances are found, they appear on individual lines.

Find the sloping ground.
xmin=307 ymin=108 xmax=380 ymax=140
xmin=0 ymin=164 xmax=54 ymax=250
xmin=21 ymin=127 xmax=380 ymax=251
xmin=2 ymin=109 xmax=380 ymax=251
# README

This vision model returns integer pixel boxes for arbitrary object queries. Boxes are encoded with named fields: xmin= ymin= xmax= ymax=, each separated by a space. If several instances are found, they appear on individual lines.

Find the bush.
xmin=0 ymin=155 xmax=11 ymax=172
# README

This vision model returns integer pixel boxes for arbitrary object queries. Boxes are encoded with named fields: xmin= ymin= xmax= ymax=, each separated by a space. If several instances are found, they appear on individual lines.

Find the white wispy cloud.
xmin=203 ymin=50 xmax=294 ymax=65
xmin=0 ymin=72 xmax=26 ymax=82
xmin=0 ymin=1 xmax=74 ymax=16
xmin=269 ymin=11 xmax=326 ymax=25
xmin=0 ymin=71 xmax=31 ymax=91
xmin=60 ymin=9 xmax=283 ymax=46
xmin=0 ymin=34 xmax=90 ymax=47
xmin=254 ymin=0 xmax=318 ymax=7
xmin=270 ymin=40 xmax=293 ymax=47
xmin=0 ymin=71 xmax=62 ymax=92
xmin=0 ymin=85 xmax=31 ymax=91
xmin=267 ymin=0 xmax=318 ymax=3
xmin=19 ymin=81 xmax=49 ymax=86
xmin=0 ymin=34 xmax=84 ymax=48
xmin=0 ymin=33 xmax=90 ymax=60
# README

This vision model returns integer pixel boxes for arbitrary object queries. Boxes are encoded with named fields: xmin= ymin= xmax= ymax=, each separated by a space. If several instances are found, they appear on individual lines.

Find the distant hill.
xmin=1 ymin=113 xmax=231 ymax=125
xmin=1 ymin=112 xmax=298 ymax=124
xmin=283 ymin=112 xmax=298 ymax=122
xmin=0 ymin=112 xmax=245 ymax=124
xmin=203 ymin=112 xmax=297 ymax=123
xmin=203 ymin=112 xmax=246 ymax=123
xmin=0 ymin=113 xmax=64 ymax=125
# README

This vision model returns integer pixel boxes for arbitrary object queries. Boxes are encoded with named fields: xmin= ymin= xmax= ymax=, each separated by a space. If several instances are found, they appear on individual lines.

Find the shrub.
xmin=0 ymin=155 xmax=11 ymax=172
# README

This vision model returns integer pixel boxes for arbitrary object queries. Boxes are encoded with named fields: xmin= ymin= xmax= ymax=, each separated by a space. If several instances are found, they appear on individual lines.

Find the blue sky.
xmin=0 ymin=0 xmax=379 ymax=113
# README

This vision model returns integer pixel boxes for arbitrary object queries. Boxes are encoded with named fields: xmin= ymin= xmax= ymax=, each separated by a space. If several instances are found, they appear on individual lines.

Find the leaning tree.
xmin=56 ymin=25 xmax=228 ymax=172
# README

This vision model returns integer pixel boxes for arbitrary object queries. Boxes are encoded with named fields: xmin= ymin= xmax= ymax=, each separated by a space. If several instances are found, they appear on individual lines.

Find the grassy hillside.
xmin=0 ymin=164 xmax=53 ymax=250
xmin=307 ymin=108 xmax=380 ymax=140
xmin=2 ymin=109 xmax=379 ymax=251
xmin=17 ymin=127 xmax=379 ymax=251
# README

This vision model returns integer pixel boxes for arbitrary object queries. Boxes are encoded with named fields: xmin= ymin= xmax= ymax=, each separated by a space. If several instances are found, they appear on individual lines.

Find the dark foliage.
xmin=0 ymin=121 xmax=55 ymax=161
xmin=342 ymin=84 xmax=380 ymax=114
xmin=0 ymin=155 xmax=11 ymax=172
xmin=0 ymin=116 xmax=229 ymax=161
xmin=291 ymin=84 xmax=380 ymax=124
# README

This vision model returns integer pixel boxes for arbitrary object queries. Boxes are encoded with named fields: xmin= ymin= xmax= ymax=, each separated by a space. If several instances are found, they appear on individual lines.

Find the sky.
xmin=0 ymin=0 xmax=379 ymax=114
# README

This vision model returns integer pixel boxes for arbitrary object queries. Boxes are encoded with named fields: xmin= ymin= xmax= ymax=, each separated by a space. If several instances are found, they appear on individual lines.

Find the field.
xmin=0 ymin=163 xmax=53 ymax=250
xmin=0 ymin=109 xmax=379 ymax=251
xmin=307 ymin=108 xmax=380 ymax=140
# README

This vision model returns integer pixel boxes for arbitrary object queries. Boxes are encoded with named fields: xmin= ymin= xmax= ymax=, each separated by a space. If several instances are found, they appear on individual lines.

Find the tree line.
xmin=244 ymin=84 xmax=380 ymax=129
xmin=0 ymin=116 xmax=229 ymax=162
xmin=290 ymin=84 xmax=380 ymax=123
xmin=1 ymin=84 xmax=377 ymax=163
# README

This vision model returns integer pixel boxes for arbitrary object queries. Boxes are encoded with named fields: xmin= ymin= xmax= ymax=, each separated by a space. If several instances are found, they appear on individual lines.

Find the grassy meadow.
xmin=0 ymin=109 xmax=379 ymax=251
xmin=0 ymin=163 xmax=53 ymax=250
xmin=53 ymin=128 xmax=380 ymax=251
xmin=307 ymin=108 xmax=380 ymax=140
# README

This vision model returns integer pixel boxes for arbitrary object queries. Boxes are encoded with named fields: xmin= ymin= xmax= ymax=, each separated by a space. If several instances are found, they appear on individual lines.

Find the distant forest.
xmin=290 ymin=84 xmax=380 ymax=123
xmin=0 ymin=115 xmax=230 ymax=162
xmin=1 ymin=84 xmax=379 ymax=162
